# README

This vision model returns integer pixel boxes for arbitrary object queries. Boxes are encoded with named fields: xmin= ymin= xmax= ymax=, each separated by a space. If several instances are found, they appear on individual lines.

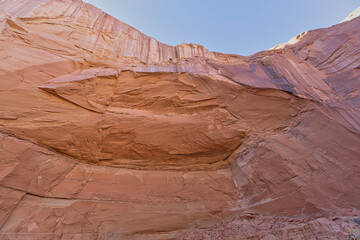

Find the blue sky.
xmin=83 ymin=0 xmax=359 ymax=56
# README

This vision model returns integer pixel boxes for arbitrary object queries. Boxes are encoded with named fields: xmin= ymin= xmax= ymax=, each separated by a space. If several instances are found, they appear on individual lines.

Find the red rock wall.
xmin=0 ymin=0 xmax=359 ymax=239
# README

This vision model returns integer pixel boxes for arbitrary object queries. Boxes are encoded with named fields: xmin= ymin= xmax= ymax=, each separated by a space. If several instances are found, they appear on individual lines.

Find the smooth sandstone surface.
xmin=0 ymin=0 xmax=359 ymax=239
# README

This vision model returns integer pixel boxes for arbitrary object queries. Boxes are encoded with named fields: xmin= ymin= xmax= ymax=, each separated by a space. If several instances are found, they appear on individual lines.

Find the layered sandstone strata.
xmin=0 ymin=0 xmax=359 ymax=239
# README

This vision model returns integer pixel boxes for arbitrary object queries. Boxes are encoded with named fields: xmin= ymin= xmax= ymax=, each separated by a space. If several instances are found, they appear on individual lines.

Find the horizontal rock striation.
xmin=0 ymin=0 xmax=359 ymax=239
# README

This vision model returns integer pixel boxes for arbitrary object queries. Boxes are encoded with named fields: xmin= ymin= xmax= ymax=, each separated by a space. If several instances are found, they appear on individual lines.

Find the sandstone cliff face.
xmin=0 ymin=0 xmax=359 ymax=239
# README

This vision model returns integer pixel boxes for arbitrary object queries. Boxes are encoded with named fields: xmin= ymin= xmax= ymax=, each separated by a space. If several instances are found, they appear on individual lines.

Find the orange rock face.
xmin=0 ymin=0 xmax=359 ymax=239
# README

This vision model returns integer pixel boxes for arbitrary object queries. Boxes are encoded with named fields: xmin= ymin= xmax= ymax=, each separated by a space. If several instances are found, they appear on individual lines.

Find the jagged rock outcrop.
xmin=0 ymin=0 xmax=359 ymax=239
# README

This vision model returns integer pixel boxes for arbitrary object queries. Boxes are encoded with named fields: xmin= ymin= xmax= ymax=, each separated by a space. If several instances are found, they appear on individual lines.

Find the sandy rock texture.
xmin=0 ymin=0 xmax=359 ymax=239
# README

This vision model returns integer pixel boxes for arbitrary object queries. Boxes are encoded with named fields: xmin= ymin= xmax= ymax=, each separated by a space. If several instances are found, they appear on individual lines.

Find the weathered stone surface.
xmin=0 ymin=0 xmax=359 ymax=239
xmin=178 ymin=215 xmax=360 ymax=240
xmin=0 ymin=133 xmax=239 ymax=239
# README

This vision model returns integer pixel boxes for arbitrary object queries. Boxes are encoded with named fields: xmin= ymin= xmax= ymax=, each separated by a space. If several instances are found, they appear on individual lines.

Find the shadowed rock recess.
xmin=0 ymin=0 xmax=359 ymax=239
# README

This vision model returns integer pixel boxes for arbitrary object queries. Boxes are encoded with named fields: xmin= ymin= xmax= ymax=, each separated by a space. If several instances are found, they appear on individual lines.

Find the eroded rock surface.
xmin=0 ymin=0 xmax=359 ymax=239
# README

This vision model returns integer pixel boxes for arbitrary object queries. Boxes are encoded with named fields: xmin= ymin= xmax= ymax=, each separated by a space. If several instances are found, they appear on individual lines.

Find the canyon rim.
xmin=0 ymin=0 xmax=360 ymax=239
